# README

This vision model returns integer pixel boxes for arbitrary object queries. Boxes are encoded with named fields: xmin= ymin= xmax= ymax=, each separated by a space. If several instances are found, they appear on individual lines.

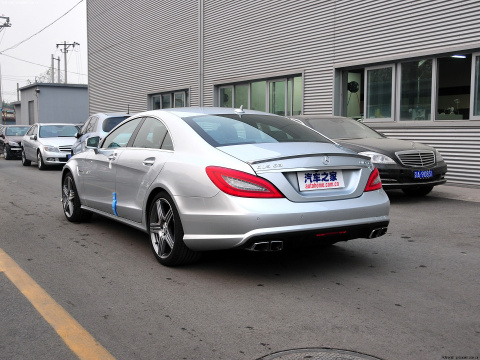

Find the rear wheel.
xmin=37 ymin=152 xmax=47 ymax=170
xmin=62 ymin=172 xmax=92 ymax=222
xmin=402 ymin=186 xmax=434 ymax=197
xmin=21 ymin=149 xmax=31 ymax=166
xmin=148 ymin=191 xmax=201 ymax=266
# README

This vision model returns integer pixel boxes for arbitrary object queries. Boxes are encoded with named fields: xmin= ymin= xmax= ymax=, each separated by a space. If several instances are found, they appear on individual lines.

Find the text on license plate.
xmin=297 ymin=170 xmax=345 ymax=191
xmin=414 ymin=170 xmax=433 ymax=179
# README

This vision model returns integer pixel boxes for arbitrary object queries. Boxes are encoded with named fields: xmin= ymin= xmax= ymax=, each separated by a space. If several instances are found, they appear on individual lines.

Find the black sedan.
xmin=294 ymin=116 xmax=447 ymax=196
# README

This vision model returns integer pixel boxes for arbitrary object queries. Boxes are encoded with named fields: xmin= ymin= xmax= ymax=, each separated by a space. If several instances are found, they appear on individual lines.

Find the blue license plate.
xmin=67 ymin=154 xmax=71 ymax=160
xmin=414 ymin=170 xmax=433 ymax=179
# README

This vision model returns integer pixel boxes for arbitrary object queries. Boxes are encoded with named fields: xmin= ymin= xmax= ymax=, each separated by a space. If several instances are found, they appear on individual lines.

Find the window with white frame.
xmin=218 ymin=75 xmax=303 ymax=116
xmin=341 ymin=53 xmax=478 ymax=122
xmin=152 ymin=90 xmax=189 ymax=110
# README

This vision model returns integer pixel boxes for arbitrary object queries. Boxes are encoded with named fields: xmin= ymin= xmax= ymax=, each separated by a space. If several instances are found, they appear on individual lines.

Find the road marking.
xmin=0 ymin=248 xmax=116 ymax=360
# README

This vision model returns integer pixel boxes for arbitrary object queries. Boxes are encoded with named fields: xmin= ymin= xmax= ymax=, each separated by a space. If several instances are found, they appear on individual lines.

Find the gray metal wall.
xmin=86 ymin=0 xmax=480 ymax=185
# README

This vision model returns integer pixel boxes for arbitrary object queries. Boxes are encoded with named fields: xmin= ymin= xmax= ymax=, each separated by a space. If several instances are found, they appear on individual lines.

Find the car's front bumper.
xmin=41 ymin=151 xmax=71 ymax=165
xmin=176 ymin=190 xmax=390 ymax=251
xmin=376 ymin=162 xmax=447 ymax=189
xmin=6 ymin=145 xmax=22 ymax=158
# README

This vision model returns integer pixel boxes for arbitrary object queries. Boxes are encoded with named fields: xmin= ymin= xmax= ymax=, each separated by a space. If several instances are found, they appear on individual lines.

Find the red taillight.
xmin=206 ymin=166 xmax=284 ymax=198
xmin=365 ymin=167 xmax=382 ymax=192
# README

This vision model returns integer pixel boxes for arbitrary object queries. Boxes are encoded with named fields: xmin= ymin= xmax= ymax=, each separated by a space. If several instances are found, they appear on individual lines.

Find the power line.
xmin=0 ymin=0 xmax=83 ymax=53
xmin=0 ymin=53 xmax=87 ymax=76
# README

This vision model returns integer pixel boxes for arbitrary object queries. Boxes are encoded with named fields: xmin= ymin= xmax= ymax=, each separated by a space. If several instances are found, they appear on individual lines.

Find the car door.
xmin=80 ymin=117 xmax=143 ymax=214
xmin=114 ymin=116 xmax=174 ymax=223
xmin=23 ymin=125 xmax=38 ymax=161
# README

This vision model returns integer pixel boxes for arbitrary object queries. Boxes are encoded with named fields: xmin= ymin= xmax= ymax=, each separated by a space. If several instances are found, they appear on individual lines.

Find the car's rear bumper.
xmin=177 ymin=190 xmax=390 ymax=251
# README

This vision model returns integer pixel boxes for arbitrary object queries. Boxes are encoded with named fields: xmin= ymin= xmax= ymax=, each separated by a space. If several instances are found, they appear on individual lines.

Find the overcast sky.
xmin=0 ymin=0 xmax=88 ymax=104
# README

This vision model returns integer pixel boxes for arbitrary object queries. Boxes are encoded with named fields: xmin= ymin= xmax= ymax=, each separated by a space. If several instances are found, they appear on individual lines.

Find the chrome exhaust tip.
xmin=248 ymin=241 xmax=284 ymax=251
xmin=368 ymin=227 xmax=388 ymax=239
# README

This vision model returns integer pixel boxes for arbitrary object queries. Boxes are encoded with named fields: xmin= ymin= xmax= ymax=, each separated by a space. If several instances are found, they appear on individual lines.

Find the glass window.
xmin=102 ymin=116 xmax=129 ymax=133
xmin=162 ymin=94 xmax=171 ymax=109
xmin=250 ymin=81 xmax=266 ymax=111
xmin=473 ymin=55 xmax=480 ymax=117
xmin=234 ymin=84 xmax=248 ymax=108
xmin=102 ymin=118 xmax=142 ymax=149
xmin=132 ymin=117 xmax=168 ymax=149
xmin=39 ymin=125 xmax=78 ymax=138
xmin=366 ymin=66 xmax=394 ymax=120
xmin=161 ymin=132 xmax=174 ymax=150
xmin=292 ymin=76 xmax=303 ymax=116
xmin=437 ymin=54 xmax=471 ymax=120
xmin=344 ymin=69 xmax=364 ymax=119
xmin=400 ymin=59 xmax=432 ymax=121
xmin=174 ymin=92 xmax=185 ymax=107
xmin=153 ymin=96 xmax=161 ymax=110
xmin=183 ymin=114 xmax=330 ymax=147
xmin=5 ymin=126 xmax=29 ymax=136
xmin=269 ymin=80 xmax=286 ymax=116
xmin=219 ymin=87 xmax=233 ymax=108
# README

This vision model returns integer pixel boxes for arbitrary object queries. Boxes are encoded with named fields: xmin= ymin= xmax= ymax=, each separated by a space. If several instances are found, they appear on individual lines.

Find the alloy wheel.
xmin=149 ymin=198 xmax=175 ymax=259
xmin=62 ymin=176 xmax=76 ymax=218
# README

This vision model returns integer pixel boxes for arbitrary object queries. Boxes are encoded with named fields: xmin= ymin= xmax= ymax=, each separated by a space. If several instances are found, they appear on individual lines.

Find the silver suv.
xmin=71 ymin=113 xmax=131 ymax=155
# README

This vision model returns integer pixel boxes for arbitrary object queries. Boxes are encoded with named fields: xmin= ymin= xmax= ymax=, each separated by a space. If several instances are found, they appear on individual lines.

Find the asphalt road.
xmin=0 ymin=158 xmax=479 ymax=360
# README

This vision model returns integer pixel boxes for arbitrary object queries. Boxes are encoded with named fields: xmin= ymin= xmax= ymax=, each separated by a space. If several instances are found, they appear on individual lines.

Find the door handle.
xmin=143 ymin=157 xmax=155 ymax=166
xmin=108 ymin=154 xmax=116 ymax=161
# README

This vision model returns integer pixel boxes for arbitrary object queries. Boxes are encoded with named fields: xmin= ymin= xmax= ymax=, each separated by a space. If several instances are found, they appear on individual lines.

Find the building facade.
xmin=16 ymin=83 xmax=88 ymax=126
xmin=86 ymin=0 xmax=480 ymax=186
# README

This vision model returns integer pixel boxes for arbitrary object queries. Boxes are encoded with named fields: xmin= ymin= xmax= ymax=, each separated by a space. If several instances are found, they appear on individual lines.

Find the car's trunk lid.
xmin=218 ymin=142 xmax=374 ymax=202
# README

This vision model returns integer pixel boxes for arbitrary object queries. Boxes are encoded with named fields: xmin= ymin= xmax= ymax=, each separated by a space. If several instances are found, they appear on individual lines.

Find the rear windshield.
xmin=306 ymin=118 xmax=384 ymax=140
xmin=102 ymin=116 xmax=130 ymax=133
xmin=39 ymin=125 xmax=78 ymax=138
xmin=183 ymin=114 xmax=331 ymax=147
xmin=5 ymin=126 xmax=29 ymax=136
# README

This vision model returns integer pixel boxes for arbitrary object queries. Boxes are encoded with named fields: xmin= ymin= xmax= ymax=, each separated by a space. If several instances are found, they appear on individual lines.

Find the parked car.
xmin=294 ymin=116 xmax=447 ymax=196
xmin=71 ymin=112 xmax=132 ymax=155
xmin=62 ymin=107 xmax=390 ymax=267
xmin=22 ymin=123 xmax=79 ymax=169
xmin=0 ymin=125 xmax=30 ymax=160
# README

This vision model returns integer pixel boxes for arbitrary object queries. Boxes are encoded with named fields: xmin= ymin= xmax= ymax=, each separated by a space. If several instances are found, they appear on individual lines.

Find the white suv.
xmin=71 ymin=112 xmax=132 ymax=155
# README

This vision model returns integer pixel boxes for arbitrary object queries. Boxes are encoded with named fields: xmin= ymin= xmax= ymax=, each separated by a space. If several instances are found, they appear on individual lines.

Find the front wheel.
xmin=37 ymin=152 xmax=47 ymax=170
xmin=148 ymin=192 xmax=201 ymax=266
xmin=402 ymin=186 xmax=434 ymax=197
xmin=21 ymin=149 xmax=31 ymax=166
xmin=62 ymin=172 xmax=92 ymax=222
xmin=3 ymin=145 xmax=11 ymax=160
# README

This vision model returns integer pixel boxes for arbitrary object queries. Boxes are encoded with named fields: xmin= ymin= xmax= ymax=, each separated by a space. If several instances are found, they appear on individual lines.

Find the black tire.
xmin=148 ymin=191 xmax=201 ymax=266
xmin=62 ymin=172 xmax=92 ymax=222
xmin=402 ymin=186 xmax=434 ymax=197
xmin=3 ymin=145 xmax=11 ymax=160
xmin=37 ymin=152 xmax=47 ymax=170
xmin=21 ymin=149 xmax=31 ymax=166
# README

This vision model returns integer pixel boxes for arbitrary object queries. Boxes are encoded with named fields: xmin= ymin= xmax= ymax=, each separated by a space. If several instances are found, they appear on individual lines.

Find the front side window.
xmin=400 ymin=60 xmax=432 ymax=121
xmin=366 ymin=66 xmax=394 ymax=120
xmin=132 ymin=117 xmax=169 ymax=149
xmin=183 ymin=114 xmax=330 ymax=147
xmin=102 ymin=118 xmax=142 ymax=149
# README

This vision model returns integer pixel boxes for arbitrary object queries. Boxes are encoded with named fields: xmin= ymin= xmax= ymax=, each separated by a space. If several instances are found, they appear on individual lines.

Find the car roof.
xmin=133 ymin=107 xmax=281 ymax=118
xmin=36 ymin=123 xmax=79 ymax=126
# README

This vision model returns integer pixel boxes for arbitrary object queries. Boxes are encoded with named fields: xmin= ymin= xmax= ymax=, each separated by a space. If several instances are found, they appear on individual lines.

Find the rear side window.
xmin=132 ymin=117 xmax=169 ymax=149
xmin=183 ymin=114 xmax=331 ymax=147
xmin=102 ymin=116 xmax=130 ymax=133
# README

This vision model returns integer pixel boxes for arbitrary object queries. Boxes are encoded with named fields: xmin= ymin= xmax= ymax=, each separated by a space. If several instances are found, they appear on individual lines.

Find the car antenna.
xmin=127 ymin=104 xmax=130 ymax=114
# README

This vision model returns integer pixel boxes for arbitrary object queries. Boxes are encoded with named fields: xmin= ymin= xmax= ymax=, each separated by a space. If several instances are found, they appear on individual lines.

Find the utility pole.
xmin=51 ymin=54 xmax=61 ymax=83
xmin=0 ymin=16 xmax=11 ymax=112
xmin=56 ymin=41 xmax=79 ymax=84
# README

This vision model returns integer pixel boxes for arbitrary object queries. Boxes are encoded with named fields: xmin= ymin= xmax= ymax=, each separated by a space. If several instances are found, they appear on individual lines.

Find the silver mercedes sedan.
xmin=61 ymin=107 xmax=390 ymax=266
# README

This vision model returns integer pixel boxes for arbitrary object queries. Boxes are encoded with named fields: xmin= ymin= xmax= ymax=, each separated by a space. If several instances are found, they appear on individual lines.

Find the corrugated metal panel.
xmin=87 ymin=0 xmax=199 ymax=114
xmin=373 ymin=125 xmax=480 ymax=186
xmin=203 ymin=0 xmax=336 ymax=113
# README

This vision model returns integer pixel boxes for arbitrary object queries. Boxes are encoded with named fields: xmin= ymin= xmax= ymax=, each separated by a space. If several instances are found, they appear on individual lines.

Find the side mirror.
xmin=85 ymin=136 xmax=100 ymax=149
xmin=30 ymin=135 xmax=37 ymax=140
xmin=75 ymin=132 xmax=81 ymax=139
